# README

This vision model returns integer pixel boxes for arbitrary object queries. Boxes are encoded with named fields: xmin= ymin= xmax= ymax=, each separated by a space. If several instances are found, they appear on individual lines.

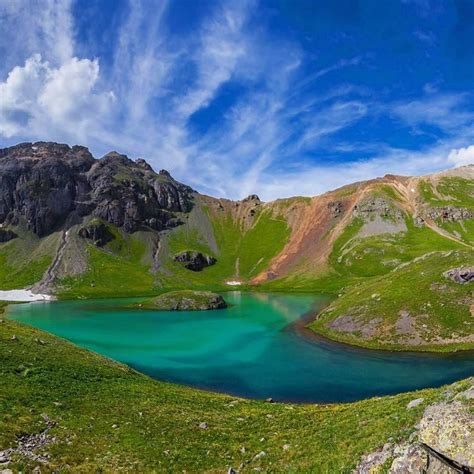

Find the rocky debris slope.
xmin=0 ymin=142 xmax=194 ymax=237
xmin=352 ymin=197 xmax=404 ymax=221
xmin=0 ymin=413 xmax=56 ymax=465
xmin=354 ymin=380 xmax=474 ymax=473
xmin=427 ymin=206 xmax=473 ymax=222
xmin=174 ymin=251 xmax=216 ymax=271
xmin=443 ymin=267 xmax=474 ymax=284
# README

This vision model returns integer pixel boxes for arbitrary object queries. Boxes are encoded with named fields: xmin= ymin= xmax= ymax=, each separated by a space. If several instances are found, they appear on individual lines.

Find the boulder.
xmin=174 ymin=251 xmax=216 ymax=271
xmin=78 ymin=223 xmax=115 ymax=247
xmin=419 ymin=401 xmax=474 ymax=469
xmin=0 ymin=229 xmax=17 ymax=243
xmin=443 ymin=267 xmax=474 ymax=284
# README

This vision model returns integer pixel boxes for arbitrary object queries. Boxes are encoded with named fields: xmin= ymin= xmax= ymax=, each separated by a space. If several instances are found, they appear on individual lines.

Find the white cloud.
xmin=175 ymin=2 xmax=249 ymax=118
xmin=0 ymin=0 xmax=74 ymax=74
xmin=448 ymin=145 xmax=474 ymax=166
xmin=0 ymin=54 xmax=114 ymax=139
xmin=1 ymin=0 xmax=473 ymax=202
xmin=392 ymin=93 xmax=474 ymax=132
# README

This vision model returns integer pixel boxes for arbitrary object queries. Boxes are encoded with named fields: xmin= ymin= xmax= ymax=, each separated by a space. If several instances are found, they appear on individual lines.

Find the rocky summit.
xmin=0 ymin=142 xmax=194 ymax=237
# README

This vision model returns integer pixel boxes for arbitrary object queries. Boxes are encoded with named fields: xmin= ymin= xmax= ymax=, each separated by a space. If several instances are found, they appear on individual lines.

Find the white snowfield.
xmin=225 ymin=281 xmax=242 ymax=286
xmin=0 ymin=289 xmax=53 ymax=302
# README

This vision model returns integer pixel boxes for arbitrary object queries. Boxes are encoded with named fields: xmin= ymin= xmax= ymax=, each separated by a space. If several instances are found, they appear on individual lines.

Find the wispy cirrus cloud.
xmin=0 ymin=0 xmax=473 ymax=201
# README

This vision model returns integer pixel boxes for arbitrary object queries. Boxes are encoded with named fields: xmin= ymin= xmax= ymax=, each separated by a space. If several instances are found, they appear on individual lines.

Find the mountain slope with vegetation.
xmin=0 ymin=142 xmax=473 ymax=351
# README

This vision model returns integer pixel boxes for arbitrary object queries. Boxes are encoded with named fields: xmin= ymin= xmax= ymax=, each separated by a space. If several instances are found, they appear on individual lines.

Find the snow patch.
xmin=0 ymin=289 xmax=53 ymax=302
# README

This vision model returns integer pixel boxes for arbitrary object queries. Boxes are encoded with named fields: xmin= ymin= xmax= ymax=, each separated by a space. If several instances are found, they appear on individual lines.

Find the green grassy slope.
xmin=157 ymin=204 xmax=290 ymax=289
xmin=419 ymin=177 xmax=474 ymax=244
xmin=311 ymin=250 xmax=474 ymax=351
xmin=261 ymin=208 xmax=464 ymax=295
xmin=419 ymin=177 xmax=474 ymax=209
xmin=1 ymin=310 xmax=471 ymax=472
xmin=58 ymin=224 xmax=157 ymax=298
xmin=0 ymin=228 xmax=57 ymax=289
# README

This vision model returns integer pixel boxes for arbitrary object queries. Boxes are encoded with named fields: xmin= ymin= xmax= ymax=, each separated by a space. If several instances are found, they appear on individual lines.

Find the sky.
xmin=1 ymin=0 xmax=474 ymax=200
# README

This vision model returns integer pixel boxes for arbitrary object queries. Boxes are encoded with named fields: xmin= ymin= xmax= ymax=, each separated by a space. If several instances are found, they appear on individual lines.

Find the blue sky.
xmin=1 ymin=0 xmax=474 ymax=199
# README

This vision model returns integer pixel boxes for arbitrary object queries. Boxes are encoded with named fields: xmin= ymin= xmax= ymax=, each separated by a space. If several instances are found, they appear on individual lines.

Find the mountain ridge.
xmin=0 ymin=141 xmax=473 ymax=351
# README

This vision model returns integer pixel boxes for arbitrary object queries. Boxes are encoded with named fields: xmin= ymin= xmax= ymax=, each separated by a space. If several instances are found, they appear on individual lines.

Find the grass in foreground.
xmin=0 ymin=305 xmax=471 ymax=472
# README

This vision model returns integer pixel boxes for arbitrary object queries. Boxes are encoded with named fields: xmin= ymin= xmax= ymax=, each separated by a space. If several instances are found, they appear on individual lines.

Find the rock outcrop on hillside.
xmin=0 ymin=142 xmax=194 ymax=237
xmin=354 ymin=381 xmax=474 ymax=473
xmin=427 ymin=206 xmax=474 ymax=222
xmin=352 ymin=197 xmax=404 ymax=221
xmin=174 ymin=251 xmax=217 ymax=271
xmin=443 ymin=267 xmax=474 ymax=284
xmin=78 ymin=223 xmax=115 ymax=247
xmin=0 ymin=228 xmax=17 ymax=243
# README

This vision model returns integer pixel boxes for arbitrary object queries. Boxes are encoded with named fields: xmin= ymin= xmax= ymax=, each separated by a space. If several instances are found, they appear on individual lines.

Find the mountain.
xmin=0 ymin=141 xmax=473 ymax=350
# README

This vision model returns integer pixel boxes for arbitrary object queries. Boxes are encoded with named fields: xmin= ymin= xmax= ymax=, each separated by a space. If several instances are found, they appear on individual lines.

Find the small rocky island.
xmin=135 ymin=290 xmax=227 ymax=311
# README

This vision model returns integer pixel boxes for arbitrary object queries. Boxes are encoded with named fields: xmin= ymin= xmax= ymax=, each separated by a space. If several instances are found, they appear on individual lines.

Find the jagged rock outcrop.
xmin=174 ymin=251 xmax=216 ymax=271
xmin=0 ymin=228 xmax=17 ymax=243
xmin=354 ymin=382 xmax=474 ymax=473
xmin=419 ymin=399 xmax=474 ymax=469
xmin=78 ymin=223 xmax=115 ymax=247
xmin=443 ymin=267 xmax=474 ymax=284
xmin=353 ymin=197 xmax=404 ymax=221
xmin=0 ymin=142 xmax=194 ymax=237
xmin=242 ymin=194 xmax=261 ymax=204
xmin=328 ymin=200 xmax=344 ymax=217
xmin=427 ymin=206 xmax=473 ymax=222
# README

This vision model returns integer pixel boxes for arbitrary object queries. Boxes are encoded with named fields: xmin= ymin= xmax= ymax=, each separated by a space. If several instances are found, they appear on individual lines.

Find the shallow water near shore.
xmin=8 ymin=292 xmax=474 ymax=403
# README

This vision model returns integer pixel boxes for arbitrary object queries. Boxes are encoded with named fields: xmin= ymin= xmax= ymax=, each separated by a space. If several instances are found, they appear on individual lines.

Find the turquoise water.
xmin=8 ymin=292 xmax=474 ymax=403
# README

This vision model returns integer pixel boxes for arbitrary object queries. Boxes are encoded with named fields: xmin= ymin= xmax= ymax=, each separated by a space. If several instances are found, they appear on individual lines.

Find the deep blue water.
xmin=8 ymin=292 xmax=474 ymax=403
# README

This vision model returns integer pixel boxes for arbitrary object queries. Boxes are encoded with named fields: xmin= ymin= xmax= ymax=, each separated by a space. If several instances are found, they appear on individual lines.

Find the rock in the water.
xmin=139 ymin=290 xmax=227 ymax=311
xmin=443 ymin=267 xmax=474 ymax=284
xmin=0 ymin=229 xmax=17 ymax=243
xmin=78 ymin=222 xmax=115 ymax=247
xmin=174 ymin=251 xmax=216 ymax=271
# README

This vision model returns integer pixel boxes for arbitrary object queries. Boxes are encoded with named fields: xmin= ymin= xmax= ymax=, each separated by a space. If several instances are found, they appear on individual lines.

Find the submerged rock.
xmin=174 ymin=251 xmax=216 ymax=271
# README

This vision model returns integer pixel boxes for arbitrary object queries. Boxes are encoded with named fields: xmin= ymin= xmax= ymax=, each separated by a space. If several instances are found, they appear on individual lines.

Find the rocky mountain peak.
xmin=0 ymin=142 xmax=194 ymax=237
xmin=242 ymin=194 xmax=261 ymax=203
